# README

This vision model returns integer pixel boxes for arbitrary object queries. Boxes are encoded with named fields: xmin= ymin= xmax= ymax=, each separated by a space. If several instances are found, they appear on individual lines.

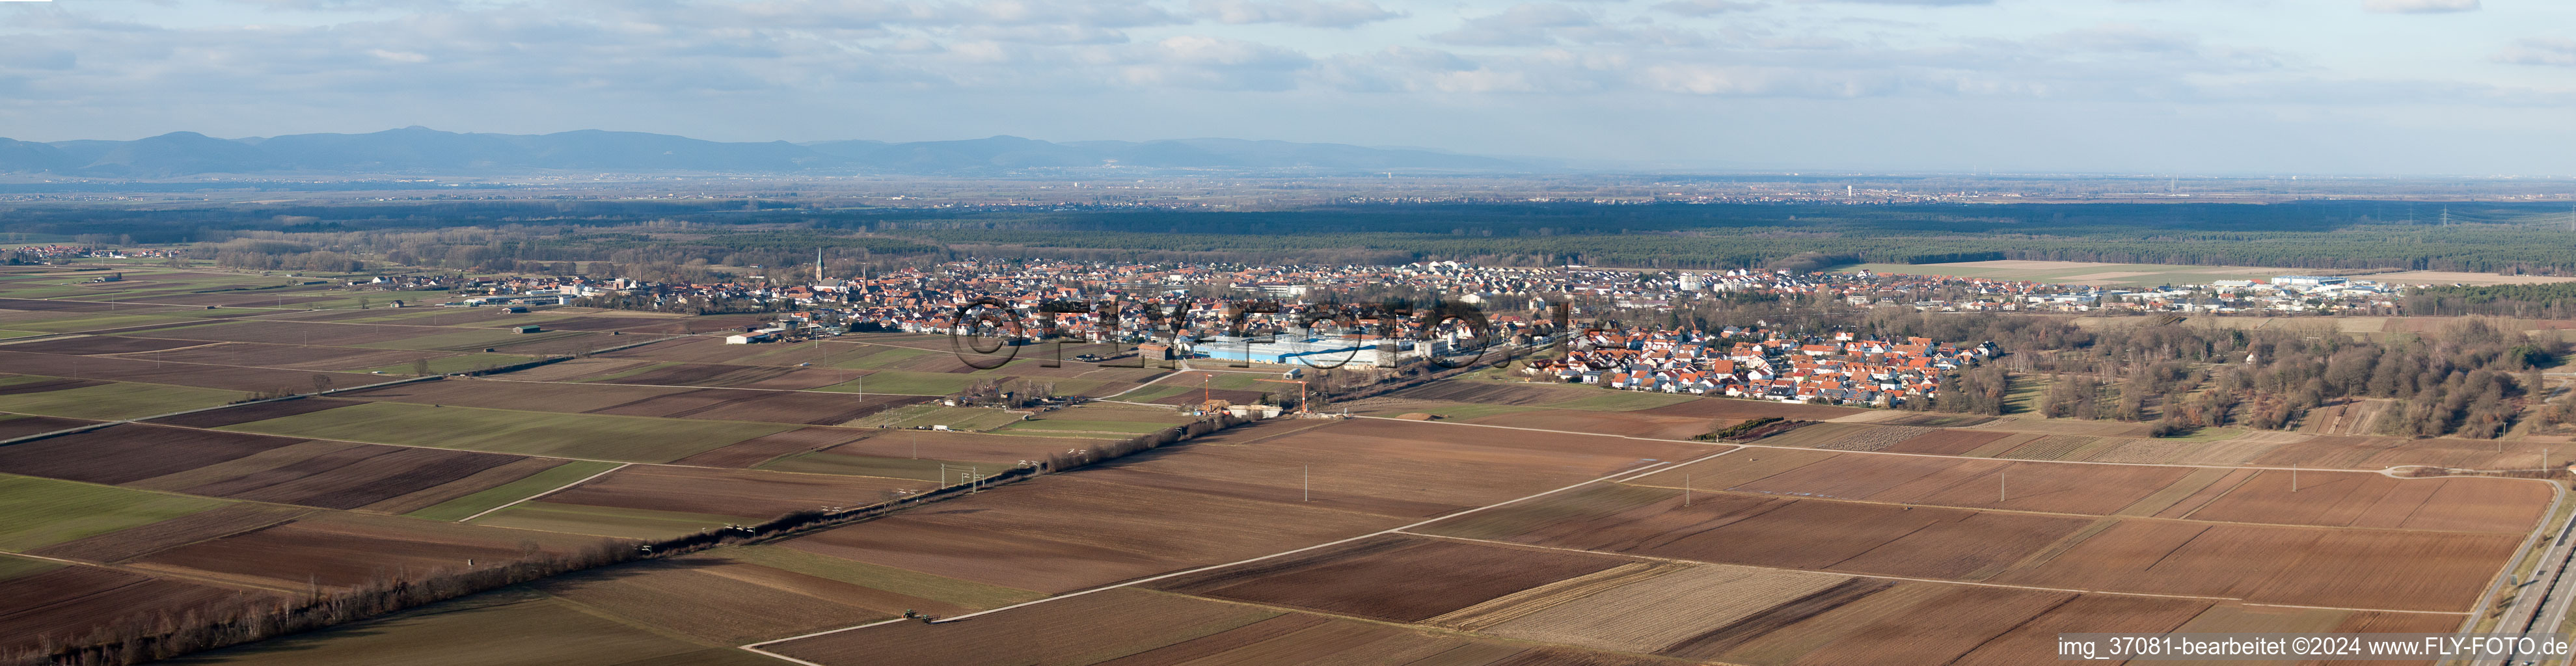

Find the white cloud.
xmin=2363 ymin=0 xmax=2478 ymax=14
xmin=2495 ymin=38 xmax=2576 ymax=66
xmin=1654 ymin=0 xmax=1764 ymax=16
xmin=1804 ymin=0 xmax=1993 ymax=5
xmin=1429 ymin=3 xmax=1705 ymax=47
xmin=0 ymin=0 xmax=2568 ymax=174
xmin=1190 ymin=0 xmax=1402 ymax=28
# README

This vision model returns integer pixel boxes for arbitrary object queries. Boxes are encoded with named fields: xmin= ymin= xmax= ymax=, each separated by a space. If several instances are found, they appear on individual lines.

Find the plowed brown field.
xmin=2183 ymin=470 xmax=2545 ymax=533
xmin=1079 ymin=418 xmax=1703 ymax=518
xmin=146 ymin=397 xmax=364 ymax=428
xmin=131 ymin=512 xmax=609 ymax=589
xmin=0 ymin=565 xmax=279 ymax=653
xmin=778 ymin=475 xmax=1404 ymax=593
xmin=765 ymin=588 xmax=1281 ymax=666
xmin=0 ymin=351 xmax=377 ymax=392
xmin=334 ymin=380 xmax=685 ymax=412
xmin=28 ymin=503 xmax=315 ymax=562
xmin=534 ymin=466 xmax=930 ymax=520
xmin=1992 ymin=520 xmax=2514 ymax=611
xmin=584 ymin=362 xmax=861 ymax=390
xmin=4 ymin=336 xmax=208 ymax=354
xmin=1150 ymin=536 xmax=1629 ymax=622
xmin=0 ymin=414 xmax=96 ymax=438
xmin=671 ymin=427 xmax=869 ymax=468
xmin=134 ymin=342 xmax=458 ymax=371
xmin=1464 ymin=408 xmax=1718 ymax=439
xmin=0 ymin=425 xmax=309 ymax=485
xmin=1884 ymin=429 xmax=2014 ymax=455
xmin=584 ymin=388 xmax=930 ymax=425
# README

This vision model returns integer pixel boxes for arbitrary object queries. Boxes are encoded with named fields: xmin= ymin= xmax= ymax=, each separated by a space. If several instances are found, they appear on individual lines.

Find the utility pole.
xmin=2291 ymin=466 xmax=2299 ymax=493
xmin=1303 ymin=464 xmax=1310 ymax=502
xmin=1685 ymin=473 xmax=1692 ymax=507
xmin=2000 ymin=466 xmax=2007 ymax=502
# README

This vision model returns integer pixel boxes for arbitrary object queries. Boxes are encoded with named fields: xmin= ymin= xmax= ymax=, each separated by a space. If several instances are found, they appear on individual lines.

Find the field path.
xmin=1357 ymin=414 xmax=2474 ymax=477
xmin=735 ymin=446 xmax=1740 ymax=663
xmin=456 ymin=462 xmax=634 ymax=522
xmin=1392 ymin=531 xmax=2461 ymax=616
xmin=1367 ymin=416 xmax=2563 ymax=617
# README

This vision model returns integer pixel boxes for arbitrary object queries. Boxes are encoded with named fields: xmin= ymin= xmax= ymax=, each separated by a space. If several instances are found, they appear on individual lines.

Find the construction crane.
xmin=1255 ymin=378 xmax=1309 ymax=415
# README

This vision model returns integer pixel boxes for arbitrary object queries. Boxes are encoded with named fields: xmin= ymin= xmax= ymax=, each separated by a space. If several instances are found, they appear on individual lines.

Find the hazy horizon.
xmin=6 ymin=0 xmax=2574 ymax=176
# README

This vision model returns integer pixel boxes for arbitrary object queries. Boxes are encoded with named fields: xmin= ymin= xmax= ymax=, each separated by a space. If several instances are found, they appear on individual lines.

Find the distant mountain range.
xmin=0 ymin=127 xmax=1526 ymax=178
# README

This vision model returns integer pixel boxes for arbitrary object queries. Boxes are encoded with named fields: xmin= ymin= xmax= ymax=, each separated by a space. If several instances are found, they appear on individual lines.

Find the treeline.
xmin=2404 ymin=283 xmax=2576 ymax=319
xmin=1883 ymin=311 xmax=2563 ymax=438
xmin=906 ymin=224 xmax=2576 ymax=274
xmin=17 ymin=198 xmax=2576 ymax=275
xmin=159 ymin=227 xmax=940 ymax=278
xmin=8 ymin=541 xmax=635 ymax=666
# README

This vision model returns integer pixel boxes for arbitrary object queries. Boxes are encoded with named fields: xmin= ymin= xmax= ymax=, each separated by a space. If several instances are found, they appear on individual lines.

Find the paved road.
xmin=2493 ymin=509 xmax=2576 ymax=665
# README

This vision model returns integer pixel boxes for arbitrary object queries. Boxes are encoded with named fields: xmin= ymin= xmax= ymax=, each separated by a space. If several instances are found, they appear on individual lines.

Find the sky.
xmin=1 ymin=0 xmax=2571 ymax=175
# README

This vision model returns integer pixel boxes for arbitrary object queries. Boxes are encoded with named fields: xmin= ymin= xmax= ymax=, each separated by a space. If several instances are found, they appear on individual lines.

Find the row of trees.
xmin=2404 ymin=284 xmax=2576 ymax=319
xmin=1911 ymin=312 xmax=2561 ymax=439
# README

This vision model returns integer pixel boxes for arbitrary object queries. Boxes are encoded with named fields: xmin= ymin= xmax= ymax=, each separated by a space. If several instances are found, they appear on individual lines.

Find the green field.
xmin=1112 ymin=384 xmax=1192 ymax=402
xmin=359 ymin=353 xmax=541 ymax=375
xmin=997 ymin=418 xmax=1180 ymax=435
xmin=0 ymin=553 xmax=64 ymax=581
xmin=819 ymin=344 xmax=938 ymax=369
xmin=567 ymin=361 xmax=677 ymax=383
xmin=331 ymin=308 xmax=504 ymax=325
xmin=0 ymin=381 xmax=247 ymax=420
xmin=0 ymin=474 xmax=229 ymax=551
xmin=1366 ymin=401 xmax=1541 ymax=420
xmin=716 ymin=546 xmax=1044 ymax=609
xmin=849 ymin=405 xmax=1028 ymax=431
xmin=815 ymin=370 xmax=979 ymax=395
xmin=221 ymin=401 xmax=794 ymax=462
xmin=757 ymin=451 xmax=1007 ymax=481
xmin=407 ymin=460 xmax=625 ymax=521
xmin=471 ymin=501 xmax=753 ymax=540
xmin=352 ymin=328 xmax=590 ymax=353
xmin=3 ymin=312 xmax=198 ymax=334
xmin=1551 ymin=390 xmax=1702 ymax=411
xmin=2002 ymin=374 xmax=2052 ymax=416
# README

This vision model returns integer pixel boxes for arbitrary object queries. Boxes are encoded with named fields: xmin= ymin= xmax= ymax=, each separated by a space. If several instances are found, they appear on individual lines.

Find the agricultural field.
xmin=1417 ymin=442 xmax=2546 ymax=613
xmin=845 ymin=403 xmax=1028 ymax=431
xmin=0 ymin=349 xmax=384 ymax=392
xmin=0 ymin=473 xmax=229 ymax=551
xmin=217 ymin=401 xmax=798 ymax=462
xmin=0 ymin=424 xmax=564 ymax=512
xmin=0 ymin=562 xmax=286 ymax=657
xmin=128 ymin=511 xmax=611 ymax=589
xmin=0 ymin=274 xmax=2560 ymax=666
xmin=763 ymin=586 xmax=1668 ymax=666
xmin=1148 ymin=535 xmax=1631 ymax=622
xmin=0 ymin=379 xmax=248 ymax=420
xmin=172 ymin=589 xmax=781 ymax=666
xmin=478 ymin=465 xmax=931 ymax=533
